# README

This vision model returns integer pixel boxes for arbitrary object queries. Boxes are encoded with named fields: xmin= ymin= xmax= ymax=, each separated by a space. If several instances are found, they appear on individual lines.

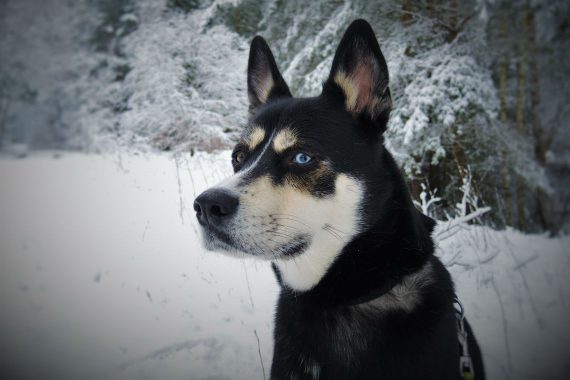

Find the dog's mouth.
xmin=200 ymin=226 xmax=237 ymax=253
xmin=200 ymin=225 xmax=310 ymax=259
xmin=278 ymin=239 xmax=309 ymax=257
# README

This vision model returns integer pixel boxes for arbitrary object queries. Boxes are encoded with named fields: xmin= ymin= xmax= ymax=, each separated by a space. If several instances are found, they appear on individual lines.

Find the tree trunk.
xmin=427 ymin=0 xmax=435 ymax=18
xmin=524 ymin=4 xmax=551 ymax=231
xmin=515 ymin=9 xmax=529 ymax=230
xmin=0 ymin=97 xmax=9 ymax=148
xmin=498 ymin=12 xmax=513 ymax=226
xmin=401 ymin=0 xmax=413 ymax=25
xmin=498 ymin=14 xmax=509 ymax=124
xmin=410 ymin=165 xmax=423 ymax=203
xmin=516 ymin=178 xmax=526 ymax=230
xmin=453 ymin=137 xmax=467 ymax=182
xmin=448 ymin=0 xmax=458 ymax=41
xmin=525 ymin=6 xmax=546 ymax=166
xmin=501 ymin=163 xmax=513 ymax=226
xmin=515 ymin=56 xmax=527 ymax=135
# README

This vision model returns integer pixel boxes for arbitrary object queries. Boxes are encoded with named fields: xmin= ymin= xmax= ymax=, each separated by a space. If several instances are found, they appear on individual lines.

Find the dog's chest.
xmin=276 ymin=298 xmax=383 ymax=376
xmin=320 ymin=307 xmax=372 ymax=364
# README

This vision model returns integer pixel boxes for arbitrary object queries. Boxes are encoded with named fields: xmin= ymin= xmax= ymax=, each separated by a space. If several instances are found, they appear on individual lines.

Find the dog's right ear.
xmin=322 ymin=19 xmax=392 ymax=133
xmin=247 ymin=36 xmax=292 ymax=116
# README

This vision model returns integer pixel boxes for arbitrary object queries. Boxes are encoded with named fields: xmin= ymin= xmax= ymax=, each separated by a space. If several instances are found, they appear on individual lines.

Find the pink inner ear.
xmin=353 ymin=60 xmax=375 ymax=113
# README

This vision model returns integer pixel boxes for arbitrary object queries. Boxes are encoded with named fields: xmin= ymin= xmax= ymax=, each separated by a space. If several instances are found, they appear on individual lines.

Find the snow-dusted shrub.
xmin=207 ymin=0 xmax=263 ymax=38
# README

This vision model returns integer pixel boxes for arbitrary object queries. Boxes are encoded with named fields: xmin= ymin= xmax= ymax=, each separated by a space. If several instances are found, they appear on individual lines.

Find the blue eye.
xmin=293 ymin=153 xmax=312 ymax=165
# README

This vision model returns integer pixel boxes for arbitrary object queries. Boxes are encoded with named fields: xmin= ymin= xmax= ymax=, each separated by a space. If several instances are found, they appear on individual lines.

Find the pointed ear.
xmin=322 ymin=19 xmax=392 ymax=132
xmin=247 ymin=36 xmax=292 ymax=116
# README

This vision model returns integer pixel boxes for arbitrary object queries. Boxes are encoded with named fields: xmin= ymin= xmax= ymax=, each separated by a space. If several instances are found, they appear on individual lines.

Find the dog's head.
xmin=194 ymin=20 xmax=396 ymax=291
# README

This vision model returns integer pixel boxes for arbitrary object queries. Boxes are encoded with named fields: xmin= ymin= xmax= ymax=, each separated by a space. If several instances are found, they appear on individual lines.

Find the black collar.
xmin=345 ymin=274 xmax=403 ymax=306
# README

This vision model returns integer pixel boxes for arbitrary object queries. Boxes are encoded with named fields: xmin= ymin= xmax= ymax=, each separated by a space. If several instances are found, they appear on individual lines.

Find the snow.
xmin=0 ymin=152 xmax=276 ymax=380
xmin=0 ymin=152 xmax=569 ymax=380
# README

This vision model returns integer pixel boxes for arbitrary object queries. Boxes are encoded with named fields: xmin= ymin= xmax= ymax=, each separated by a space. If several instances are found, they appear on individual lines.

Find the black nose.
xmin=194 ymin=189 xmax=239 ymax=226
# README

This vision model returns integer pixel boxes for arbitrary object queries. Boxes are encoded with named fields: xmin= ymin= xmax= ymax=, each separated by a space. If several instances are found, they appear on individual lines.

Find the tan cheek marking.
xmin=240 ymin=175 xmax=277 ymax=200
xmin=273 ymin=128 xmax=298 ymax=153
xmin=239 ymin=175 xmax=283 ymax=217
xmin=245 ymin=127 xmax=266 ymax=150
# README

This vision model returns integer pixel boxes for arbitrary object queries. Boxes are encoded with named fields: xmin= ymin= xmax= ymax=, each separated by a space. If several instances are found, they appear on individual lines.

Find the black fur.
xmin=247 ymin=36 xmax=292 ymax=115
xmin=251 ymin=20 xmax=485 ymax=380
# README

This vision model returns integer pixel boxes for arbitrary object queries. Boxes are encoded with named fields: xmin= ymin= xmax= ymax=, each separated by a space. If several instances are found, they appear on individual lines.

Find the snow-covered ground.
xmin=0 ymin=152 xmax=568 ymax=380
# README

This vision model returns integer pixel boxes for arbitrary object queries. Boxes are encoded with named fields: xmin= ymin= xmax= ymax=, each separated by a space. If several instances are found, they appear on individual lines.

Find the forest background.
xmin=2 ymin=0 xmax=569 ymax=233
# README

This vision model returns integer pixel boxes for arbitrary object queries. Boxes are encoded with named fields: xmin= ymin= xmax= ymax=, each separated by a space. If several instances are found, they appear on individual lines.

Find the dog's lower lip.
xmin=202 ymin=223 xmax=309 ymax=258
xmin=205 ymin=226 xmax=234 ymax=246
xmin=279 ymin=239 xmax=308 ymax=258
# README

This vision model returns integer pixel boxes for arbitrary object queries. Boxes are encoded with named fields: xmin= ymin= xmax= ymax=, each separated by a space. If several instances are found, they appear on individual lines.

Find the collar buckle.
xmin=454 ymin=296 xmax=475 ymax=380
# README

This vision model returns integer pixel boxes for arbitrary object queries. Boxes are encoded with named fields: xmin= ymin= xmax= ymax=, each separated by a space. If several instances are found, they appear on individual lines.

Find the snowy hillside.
xmin=1 ymin=152 xmax=568 ymax=380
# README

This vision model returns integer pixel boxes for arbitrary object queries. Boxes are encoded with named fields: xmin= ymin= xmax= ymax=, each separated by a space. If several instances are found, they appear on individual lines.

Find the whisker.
xmin=323 ymin=226 xmax=345 ymax=242
xmin=271 ymin=216 xmax=313 ymax=230
xmin=325 ymin=224 xmax=350 ymax=236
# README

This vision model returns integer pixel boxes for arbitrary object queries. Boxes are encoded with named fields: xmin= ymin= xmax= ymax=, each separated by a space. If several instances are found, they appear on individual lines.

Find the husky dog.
xmin=194 ymin=19 xmax=485 ymax=380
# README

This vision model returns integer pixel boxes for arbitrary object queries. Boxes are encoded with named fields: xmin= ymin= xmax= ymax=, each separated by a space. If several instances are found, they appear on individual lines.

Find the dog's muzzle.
xmin=194 ymin=188 xmax=239 ymax=227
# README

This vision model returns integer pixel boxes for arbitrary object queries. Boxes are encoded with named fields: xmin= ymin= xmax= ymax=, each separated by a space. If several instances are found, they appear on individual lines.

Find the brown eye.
xmin=233 ymin=150 xmax=246 ymax=166
xmin=235 ymin=151 xmax=245 ymax=163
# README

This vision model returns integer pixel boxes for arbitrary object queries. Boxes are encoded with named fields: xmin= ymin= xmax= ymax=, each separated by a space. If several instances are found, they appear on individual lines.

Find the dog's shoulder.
xmin=272 ymin=255 xmax=460 ymax=379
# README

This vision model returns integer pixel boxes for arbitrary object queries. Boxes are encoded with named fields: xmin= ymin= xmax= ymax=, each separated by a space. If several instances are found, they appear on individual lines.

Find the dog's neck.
xmin=272 ymin=197 xmax=435 ymax=307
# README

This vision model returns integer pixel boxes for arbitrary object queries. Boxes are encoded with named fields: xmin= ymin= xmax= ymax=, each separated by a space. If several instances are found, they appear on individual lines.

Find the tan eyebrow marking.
xmin=245 ymin=127 xmax=266 ymax=150
xmin=273 ymin=128 xmax=298 ymax=153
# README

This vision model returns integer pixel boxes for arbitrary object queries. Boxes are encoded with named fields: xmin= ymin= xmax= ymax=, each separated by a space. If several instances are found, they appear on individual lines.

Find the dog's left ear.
xmin=247 ymin=36 xmax=292 ymax=117
xmin=322 ymin=19 xmax=392 ymax=133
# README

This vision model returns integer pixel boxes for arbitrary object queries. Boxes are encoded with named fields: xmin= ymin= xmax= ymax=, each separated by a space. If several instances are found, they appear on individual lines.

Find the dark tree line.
xmin=397 ymin=0 xmax=569 ymax=233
